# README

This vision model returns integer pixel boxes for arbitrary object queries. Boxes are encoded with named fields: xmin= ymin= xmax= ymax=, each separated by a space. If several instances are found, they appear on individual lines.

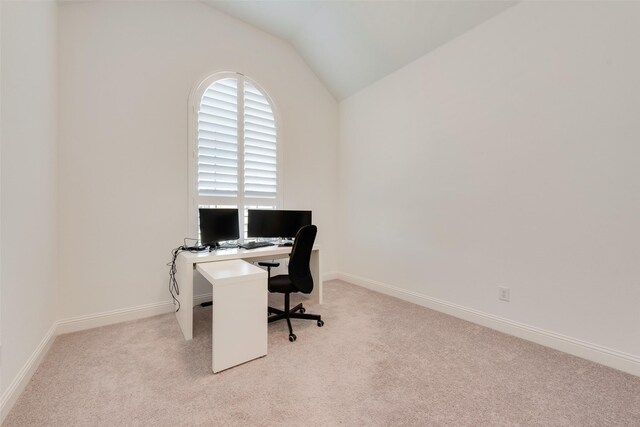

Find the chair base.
xmin=268 ymin=293 xmax=323 ymax=341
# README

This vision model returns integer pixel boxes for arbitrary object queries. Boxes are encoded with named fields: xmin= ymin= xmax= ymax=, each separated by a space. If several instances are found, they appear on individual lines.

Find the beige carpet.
xmin=4 ymin=280 xmax=640 ymax=426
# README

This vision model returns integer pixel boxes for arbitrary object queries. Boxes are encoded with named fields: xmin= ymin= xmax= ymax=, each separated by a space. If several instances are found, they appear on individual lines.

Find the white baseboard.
xmin=194 ymin=292 xmax=213 ymax=305
xmin=338 ymin=272 xmax=640 ymax=377
xmin=0 ymin=324 xmax=57 ymax=424
xmin=323 ymin=271 xmax=339 ymax=281
xmin=56 ymin=293 xmax=213 ymax=335
xmin=56 ymin=301 xmax=175 ymax=335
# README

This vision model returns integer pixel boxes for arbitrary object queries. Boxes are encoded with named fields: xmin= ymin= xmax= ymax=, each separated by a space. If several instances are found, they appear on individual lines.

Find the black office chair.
xmin=259 ymin=225 xmax=324 ymax=342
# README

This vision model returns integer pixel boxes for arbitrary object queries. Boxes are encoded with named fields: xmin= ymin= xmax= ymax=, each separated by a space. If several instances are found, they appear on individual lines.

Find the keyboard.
xmin=240 ymin=241 xmax=275 ymax=250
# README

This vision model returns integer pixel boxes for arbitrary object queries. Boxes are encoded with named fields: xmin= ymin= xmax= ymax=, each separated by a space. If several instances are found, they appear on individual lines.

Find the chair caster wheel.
xmin=300 ymin=307 xmax=306 ymax=313
xmin=317 ymin=320 xmax=324 ymax=327
xmin=289 ymin=334 xmax=297 ymax=342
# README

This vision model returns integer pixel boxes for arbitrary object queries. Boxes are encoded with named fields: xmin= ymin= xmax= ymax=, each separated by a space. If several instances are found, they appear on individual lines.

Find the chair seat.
xmin=268 ymin=275 xmax=296 ymax=293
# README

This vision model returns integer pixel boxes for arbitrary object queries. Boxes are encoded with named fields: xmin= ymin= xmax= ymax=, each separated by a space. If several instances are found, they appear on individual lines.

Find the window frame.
xmin=188 ymin=71 xmax=283 ymax=242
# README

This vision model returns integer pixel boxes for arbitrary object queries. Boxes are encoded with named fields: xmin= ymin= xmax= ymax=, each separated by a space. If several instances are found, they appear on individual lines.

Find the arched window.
xmin=189 ymin=73 xmax=280 ymax=242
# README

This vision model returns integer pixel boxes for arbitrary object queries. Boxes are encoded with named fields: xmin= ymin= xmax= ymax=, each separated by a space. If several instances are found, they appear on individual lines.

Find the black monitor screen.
xmin=199 ymin=208 xmax=239 ymax=246
xmin=247 ymin=210 xmax=312 ymax=239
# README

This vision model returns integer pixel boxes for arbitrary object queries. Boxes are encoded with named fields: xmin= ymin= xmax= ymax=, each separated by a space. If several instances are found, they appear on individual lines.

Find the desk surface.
xmin=180 ymin=244 xmax=320 ymax=264
xmin=196 ymin=259 xmax=266 ymax=286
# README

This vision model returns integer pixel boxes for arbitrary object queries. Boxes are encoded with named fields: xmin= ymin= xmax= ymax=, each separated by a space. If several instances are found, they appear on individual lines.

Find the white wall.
xmin=58 ymin=1 xmax=338 ymax=319
xmin=0 ymin=0 xmax=3 ymax=395
xmin=0 ymin=0 xmax=58 ymax=405
xmin=339 ymin=1 xmax=640 ymax=360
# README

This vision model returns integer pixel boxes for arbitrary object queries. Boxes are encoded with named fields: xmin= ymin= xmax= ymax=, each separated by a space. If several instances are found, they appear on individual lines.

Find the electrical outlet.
xmin=498 ymin=287 xmax=510 ymax=302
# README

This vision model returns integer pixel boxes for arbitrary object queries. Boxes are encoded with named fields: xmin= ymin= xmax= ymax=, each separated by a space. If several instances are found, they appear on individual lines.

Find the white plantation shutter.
xmin=193 ymin=74 xmax=279 ymax=241
xmin=244 ymin=82 xmax=277 ymax=199
xmin=198 ymin=78 xmax=238 ymax=197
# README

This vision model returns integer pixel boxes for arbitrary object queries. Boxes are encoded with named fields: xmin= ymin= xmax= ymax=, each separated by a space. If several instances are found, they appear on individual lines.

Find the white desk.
xmin=197 ymin=260 xmax=267 ymax=373
xmin=175 ymin=244 xmax=321 ymax=340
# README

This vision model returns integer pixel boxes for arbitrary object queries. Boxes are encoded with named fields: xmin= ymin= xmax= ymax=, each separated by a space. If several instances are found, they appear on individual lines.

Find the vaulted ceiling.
xmin=203 ymin=1 xmax=517 ymax=100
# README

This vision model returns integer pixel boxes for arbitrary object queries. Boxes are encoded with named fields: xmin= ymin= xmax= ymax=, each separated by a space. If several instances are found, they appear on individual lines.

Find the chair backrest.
xmin=288 ymin=225 xmax=317 ymax=294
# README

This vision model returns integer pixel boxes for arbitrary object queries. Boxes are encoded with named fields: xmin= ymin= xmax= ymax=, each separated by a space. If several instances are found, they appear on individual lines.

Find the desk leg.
xmin=175 ymin=257 xmax=194 ymax=340
xmin=309 ymin=250 xmax=322 ymax=305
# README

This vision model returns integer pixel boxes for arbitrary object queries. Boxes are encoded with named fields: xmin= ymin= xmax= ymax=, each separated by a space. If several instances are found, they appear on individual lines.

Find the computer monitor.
xmin=279 ymin=210 xmax=312 ymax=239
xmin=199 ymin=208 xmax=239 ymax=247
xmin=247 ymin=210 xmax=312 ymax=239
